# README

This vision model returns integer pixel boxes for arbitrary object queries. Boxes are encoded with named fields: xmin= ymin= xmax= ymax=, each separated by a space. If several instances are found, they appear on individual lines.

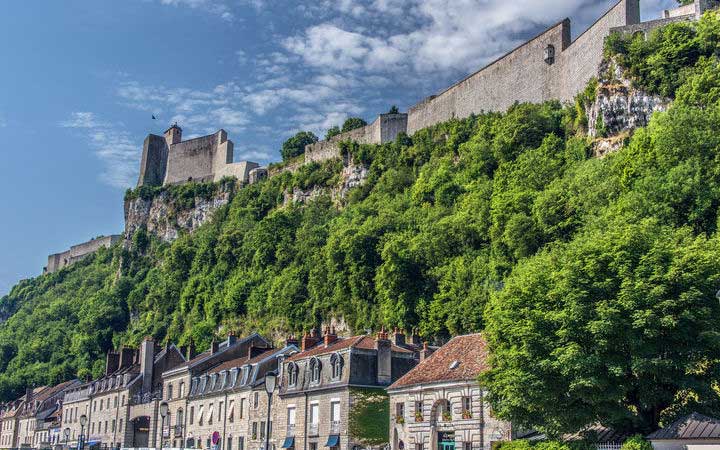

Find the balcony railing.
xmin=287 ymin=424 xmax=296 ymax=436
xmin=129 ymin=390 xmax=163 ymax=405
xmin=330 ymin=421 xmax=340 ymax=434
xmin=309 ymin=423 xmax=319 ymax=436
xmin=173 ymin=425 xmax=184 ymax=437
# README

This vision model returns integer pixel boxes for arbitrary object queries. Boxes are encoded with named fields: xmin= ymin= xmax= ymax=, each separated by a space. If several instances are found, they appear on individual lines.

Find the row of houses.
xmin=0 ymin=330 xmax=509 ymax=450
xmin=1 ymin=330 xmax=718 ymax=450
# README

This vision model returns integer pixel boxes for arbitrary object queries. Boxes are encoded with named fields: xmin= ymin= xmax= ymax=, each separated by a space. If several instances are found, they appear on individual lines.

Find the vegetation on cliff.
xmin=1 ymin=11 xmax=720 ymax=437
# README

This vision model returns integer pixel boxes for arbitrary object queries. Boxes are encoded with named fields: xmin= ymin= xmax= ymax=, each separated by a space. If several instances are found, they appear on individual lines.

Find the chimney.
xmin=211 ymin=339 xmax=219 ymax=355
xmin=119 ymin=346 xmax=135 ymax=369
xmin=25 ymin=387 xmax=33 ymax=402
xmin=248 ymin=345 xmax=265 ymax=360
xmin=420 ymin=342 xmax=435 ymax=361
xmin=286 ymin=335 xmax=299 ymax=348
xmin=179 ymin=345 xmax=187 ymax=359
xmin=140 ymin=337 xmax=155 ymax=393
xmin=324 ymin=326 xmax=338 ymax=347
xmin=392 ymin=328 xmax=405 ymax=347
xmin=186 ymin=342 xmax=196 ymax=360
xmin=164 ymin=123 xmax=182 ymax=146
xmin=227 ymin=331 xmax=237 ymax=347
xmin=301 ymin=330 xmax=321 ymax=351
xmin=105 ymin=351 xmax=120 ymax=376
xmin=376 ymin=327 xmax=392 ymax=385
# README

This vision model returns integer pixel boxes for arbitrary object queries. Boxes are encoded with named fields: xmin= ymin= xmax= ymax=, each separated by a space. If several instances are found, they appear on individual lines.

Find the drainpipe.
xmin=222 ymin=392 xmax=228 ymax=450
xmin=303 ymin=392 xmax=308 ymax=450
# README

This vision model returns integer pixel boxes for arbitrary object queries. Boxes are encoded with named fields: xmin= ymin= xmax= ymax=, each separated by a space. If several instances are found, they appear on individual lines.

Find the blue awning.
xmin=282 ymin=437 xmax=295 ymax=448
xmin=325 ymin=435 xmax=340 ymax=448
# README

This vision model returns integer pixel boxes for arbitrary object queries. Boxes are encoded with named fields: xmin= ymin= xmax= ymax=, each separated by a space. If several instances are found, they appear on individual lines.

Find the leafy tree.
xmin=388 ymin=105 xmax=400 ymax=114
xmin=281 ymin=131 xmax=318 ymax=161
xmin=342 ymin=117 xmax=368 ymax=133
xmin=325 ymin=126 xmax=341 ymax=140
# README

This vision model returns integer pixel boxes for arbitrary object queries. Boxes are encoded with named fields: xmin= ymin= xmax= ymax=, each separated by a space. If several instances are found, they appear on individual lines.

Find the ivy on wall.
xmin=349 ymin=387 xmax=390 ymax=446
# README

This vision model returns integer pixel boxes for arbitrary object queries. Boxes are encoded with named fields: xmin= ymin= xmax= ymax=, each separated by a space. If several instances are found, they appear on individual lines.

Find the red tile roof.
xmin=286 ymin=335 xmax=412 ymax=362
xmin=389 ymin=334 xmax=488 ymax=389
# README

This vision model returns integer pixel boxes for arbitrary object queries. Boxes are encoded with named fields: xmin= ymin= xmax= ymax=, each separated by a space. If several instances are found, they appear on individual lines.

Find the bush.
xmin=620 ymin=436 xmax=653 ymax=450
xmin=281 ymin=131 xmax=319 ymax=161
xmin=342 ymin=117 xmax=368 ymax=133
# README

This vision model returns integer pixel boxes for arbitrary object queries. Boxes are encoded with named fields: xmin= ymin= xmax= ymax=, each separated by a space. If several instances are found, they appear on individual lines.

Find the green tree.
xmin=388 ymin=105 xmax=400 ymax=114
xmin=342 ymin=117 xmax=368 ymax=133
xmin=281 ymin=131 xmax=319 ymax=161
xmin=325 ymin=126 xmax=341 ymax=140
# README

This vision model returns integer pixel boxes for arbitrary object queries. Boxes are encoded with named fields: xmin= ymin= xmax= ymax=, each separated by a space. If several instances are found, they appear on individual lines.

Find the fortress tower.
xmin=136 ymin=125 xmax=259 ymax=187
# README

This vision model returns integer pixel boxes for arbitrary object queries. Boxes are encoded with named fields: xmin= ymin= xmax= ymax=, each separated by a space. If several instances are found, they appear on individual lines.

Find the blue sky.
xmin=0 ymin=0 xmax=677 ymax=296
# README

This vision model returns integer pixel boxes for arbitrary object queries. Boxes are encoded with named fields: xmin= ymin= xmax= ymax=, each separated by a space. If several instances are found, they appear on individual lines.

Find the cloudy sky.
xmin=0 ymin=0 xmax=677 ymax=295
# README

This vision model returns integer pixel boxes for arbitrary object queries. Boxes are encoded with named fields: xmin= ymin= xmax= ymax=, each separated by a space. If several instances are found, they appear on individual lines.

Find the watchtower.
xmin=164 ymin=123 xmax=182 ymax=146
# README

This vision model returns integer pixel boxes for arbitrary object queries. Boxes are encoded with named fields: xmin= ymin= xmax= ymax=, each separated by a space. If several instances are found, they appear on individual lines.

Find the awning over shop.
xmin=325 ymin=435 xmax=340 ymax=448
xmin=282 ymin=437 xmax=295 ymax=448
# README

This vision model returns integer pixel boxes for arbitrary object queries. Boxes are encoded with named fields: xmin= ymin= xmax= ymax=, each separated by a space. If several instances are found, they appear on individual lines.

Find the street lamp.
xmin=64 ymin=427 xmax=70 ymax=450
xmin=79 ymin=415 xmax=87 ymax=450
xmin=159 ymin=401 xmax=169 ymax=450
xmin=264 ymin=372 xmax=277 ymax=450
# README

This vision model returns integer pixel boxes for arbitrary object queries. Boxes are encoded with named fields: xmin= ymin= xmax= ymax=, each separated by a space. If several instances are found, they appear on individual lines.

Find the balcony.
xmin=309 ymin=423 xmax=319 ymax=436
xmin=174 ymin=425 xmax=184 ymax=437
xmin=330 ymin=421 xmax=340 ymax=434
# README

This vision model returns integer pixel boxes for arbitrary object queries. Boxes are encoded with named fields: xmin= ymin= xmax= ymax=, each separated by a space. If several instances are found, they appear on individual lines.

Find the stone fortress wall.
xmin=45 ymin=235 xmax=122 ymax=274
xmin=137 ymin=125 xmax=259 ymax=188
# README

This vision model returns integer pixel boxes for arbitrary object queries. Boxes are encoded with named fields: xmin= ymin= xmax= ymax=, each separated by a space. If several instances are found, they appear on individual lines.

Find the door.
xmin=437 ymin=432 xmax=455 ymax=450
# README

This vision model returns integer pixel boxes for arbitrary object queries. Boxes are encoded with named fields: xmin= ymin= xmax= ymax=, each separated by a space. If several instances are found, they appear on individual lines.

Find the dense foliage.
xmin=1 ymin=12 xmax=719 ymax=439
xmin=341 ymin=117 xmax=368 ymax=133
xmin=281 ymin=131 xmax=319 ymax=161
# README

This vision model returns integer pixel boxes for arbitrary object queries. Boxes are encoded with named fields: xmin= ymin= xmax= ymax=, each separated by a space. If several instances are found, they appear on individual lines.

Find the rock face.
xmin=587 ymin=58 xmax=669 ymax=156
xmin=284 ymin=158 xmax=370 ymax=206
xmin=124 ymin=187 xmax=233 ymax=243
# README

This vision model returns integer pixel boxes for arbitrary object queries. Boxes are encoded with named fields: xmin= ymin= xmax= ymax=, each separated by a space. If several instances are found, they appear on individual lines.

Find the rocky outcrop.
xmin=284 ymin=158 xmax=370 ymax=206
xmin=587 ymin=58 xmax=669 ymax=156
xmin=124 ymin=187 xmax=233 ymax=243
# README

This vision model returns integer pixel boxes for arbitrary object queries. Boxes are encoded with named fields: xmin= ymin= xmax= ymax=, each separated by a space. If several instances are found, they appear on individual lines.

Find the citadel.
xmin=43 ymin=0 xmax=719 ymax=273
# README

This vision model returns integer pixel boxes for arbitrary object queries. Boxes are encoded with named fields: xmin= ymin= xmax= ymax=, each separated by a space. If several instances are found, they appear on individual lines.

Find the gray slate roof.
xmin=648 ymin=413 xmax=720 ymax=440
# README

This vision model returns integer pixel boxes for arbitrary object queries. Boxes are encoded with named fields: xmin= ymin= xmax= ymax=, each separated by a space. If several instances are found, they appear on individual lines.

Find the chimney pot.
xmin=211 ymin=340 xmax=219 ymax=355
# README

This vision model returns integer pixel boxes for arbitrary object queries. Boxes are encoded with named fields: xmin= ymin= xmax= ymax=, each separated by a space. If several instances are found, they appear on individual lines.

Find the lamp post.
xmin=64 ymin=427 xmax=70 ymax=450
xmin=79 ymin=415 xmax=87 ymax=450
xmin=159 ymin=401 xmax=169 ymax=450
xmin=264 ymin=372 xmax=277 ymax=450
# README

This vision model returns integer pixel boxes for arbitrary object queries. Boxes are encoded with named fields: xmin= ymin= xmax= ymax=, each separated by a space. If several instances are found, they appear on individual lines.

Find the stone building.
xmin=0 ymin=388 xmax=47 ymax=449
xmin=137 ymin=124 xmax=259 ymax=188
xmin=275 ymin=328 xmax=419 ymax=450
xmin=60 ymin=338 xmax=185 ymax=450
xmin=15 ymin=381 xmax=81 ymax=449
xmin=158 ymin=333 xmax=274 ymax=450
xmin=44 ymin=235 xmax=122 ymax=274
xmin=387 ymin=334 xmax=512 ymax=450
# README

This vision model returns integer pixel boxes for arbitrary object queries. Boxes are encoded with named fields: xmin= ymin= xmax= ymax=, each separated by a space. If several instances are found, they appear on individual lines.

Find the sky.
xmin=0 ymin=0 xmax=678 ymax=296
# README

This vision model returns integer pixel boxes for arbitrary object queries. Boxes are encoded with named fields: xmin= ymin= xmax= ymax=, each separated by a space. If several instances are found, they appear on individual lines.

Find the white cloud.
xmin=60 ymin=112 xmax=139 ymax=188
xmin=158 ymin=0 xmax=234 ymax=21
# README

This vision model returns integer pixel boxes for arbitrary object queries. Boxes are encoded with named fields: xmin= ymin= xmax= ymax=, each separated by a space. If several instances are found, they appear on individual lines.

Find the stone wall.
xmin=406 ymin=0 xmax=641 ymax=135
xmin=305 ymin=114 xmax=408 ymax=164
xmin=164 ymin=134 xmax=219 ymax=186
xmin=138 ymin=135 xmax=169 ymax=187
xmin=45 ymin=235 xmax=122 ymax=274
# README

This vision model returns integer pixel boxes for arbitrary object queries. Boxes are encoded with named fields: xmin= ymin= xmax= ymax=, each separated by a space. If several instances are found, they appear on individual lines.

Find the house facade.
xmin=387 ymin=334 xmax=512 ymax=450
xmin=276 ymin=328 xmax=419 ymax=450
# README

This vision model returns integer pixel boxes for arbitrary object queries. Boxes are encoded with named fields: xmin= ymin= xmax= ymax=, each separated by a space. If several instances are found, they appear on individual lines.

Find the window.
xmin=208 ymin=403 xmax=214 ymax=425
xmin=544 ymin=44 xmax=555 ymax=64
xmin=239 ymin=398 xmax=245 ymax=419
xmin=114 ymin=396 xmax=118 ymax=408
xmin=91 ymin=423 xmax=95 ymax=434
xmin=462 ymin=397 xmax=472 ymax=418
xmin=228 ymin=400 xmax=235 ymax=423
xmin=260 ymin=421 xmax=266 ymax=441
xmin=310 ymin=443 xmax=317 ymax=450
xmin=119 ymin=419 xmax=123 ymax=432
xmin=288 ymin=363 xmax=298 ymax=387
xmin=396 ymin=402 xmax=405 ymax=418
xmin=330 ymin=401 xmax=340 ymax=423
xmin=198 ymin=405 xmax=205 ymax=426
xmin=189 ymin=406 xmax=194 ymax=425
xmin=309 ymin=403 xmax=319 ymax=425
xmin=415 ymin=401 xmax=423 ymax=422
xmin=251 ymin=422 xmax=258 ymax=440
xmin=104 ymin=421 xmax=108 ymax=433
xmin=112 ymin=419 xmax=116 ymax=432
xmin=309 ymin=358 xmax=321 ymax=384
xmin=179 ymin=382 xmax=185 ymax=398
xmin=253 ymin=392 xmax=259 ymax=409
xmin=330 ymin=354 xmax=343 ymax=380
xmin=168 ymin=384 xmax=174 ymax=400
xmin=228 ymin=437 xmax=233 ymax=450
xmin=287 ymin=407 xmax=296 ymax=426
xmin=415 ymin=444 xmax=423 ymax=450
xmin=238 ymin=436 xmax=244 ymax=450
xmin=464 ymin=443 xmax=472 ymax=450
xmin=121 ymin=395 xmax=125 ymax=406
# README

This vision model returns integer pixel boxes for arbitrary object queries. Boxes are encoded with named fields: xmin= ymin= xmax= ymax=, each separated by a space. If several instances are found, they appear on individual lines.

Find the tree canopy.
xmin=281 ymin=131 xmax=319 ymax=161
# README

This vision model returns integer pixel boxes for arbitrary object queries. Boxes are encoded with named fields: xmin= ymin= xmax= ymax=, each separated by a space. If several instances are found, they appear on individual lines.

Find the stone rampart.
xmin=45 ymin=235 xmax=122 ymax=274
xmin=406 ymin=0 xmax=641 ymax=135
xmin=304 ymin=113 xmax=408 ymax=164
xmin=163 ymin=134 xmax=218 ymax=185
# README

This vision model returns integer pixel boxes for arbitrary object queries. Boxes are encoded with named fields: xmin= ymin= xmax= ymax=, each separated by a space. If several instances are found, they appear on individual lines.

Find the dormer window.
xmin=330 ymin=353 xmax=343 ymax=380
xmin=288 ymin=363 xmax=298 ymax=387
xmin=309 ymin=358 xmax=321 ymax=384
xmin=544 ymin=44 xmax=555 ymax=64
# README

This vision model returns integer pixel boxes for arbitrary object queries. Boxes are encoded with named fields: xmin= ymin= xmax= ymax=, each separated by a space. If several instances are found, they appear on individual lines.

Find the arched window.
xmin=309 ymin=358 xmax=321 ymax=384
xmin=288 ymin=363 xmax=298 ymax=387
xmin=330 ymin=353 xmax=343 ymax=380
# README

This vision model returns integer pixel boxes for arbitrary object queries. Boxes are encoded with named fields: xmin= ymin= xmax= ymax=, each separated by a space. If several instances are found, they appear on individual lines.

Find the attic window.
xmin=544 ymin=44 xmax=555 ymax=65
xmin=449 ymin=360 xmax=460 ymax=370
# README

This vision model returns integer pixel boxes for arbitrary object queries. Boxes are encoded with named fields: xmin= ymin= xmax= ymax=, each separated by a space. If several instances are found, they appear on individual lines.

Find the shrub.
xmin=281 ymin=131 xmax=318 ymax=161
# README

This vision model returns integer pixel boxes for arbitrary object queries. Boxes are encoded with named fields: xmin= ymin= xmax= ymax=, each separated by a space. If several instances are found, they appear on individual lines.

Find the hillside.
xmin=2 ymin=12 xmax=720 ymax=435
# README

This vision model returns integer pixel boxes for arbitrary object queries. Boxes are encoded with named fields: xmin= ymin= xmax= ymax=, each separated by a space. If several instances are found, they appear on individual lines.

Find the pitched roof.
xmin=648 ymin=413 xmax=720 ymax=440
xmin=389 ymin=333 xmax=488 ymax=389
xmin=207 ymin=348 xmax=275 ymax=375
xmin=34 ymin=380 xmax=77 ymax=402
xmin=286 ymin=335 xmax=412 ymax=362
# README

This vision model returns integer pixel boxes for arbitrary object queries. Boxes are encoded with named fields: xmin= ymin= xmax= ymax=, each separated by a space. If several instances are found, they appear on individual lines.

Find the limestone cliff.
xmin=284 ymin=158 xmax=369 ymax=205
xmin=588 ymin=58 xmax=669 ymax=156
xmin=124 ymin=183 xmax=234 ymax=243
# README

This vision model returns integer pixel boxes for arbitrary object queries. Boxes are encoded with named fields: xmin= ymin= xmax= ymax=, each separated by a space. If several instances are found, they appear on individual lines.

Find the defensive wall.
xmin=137 ymin=125 xmax=259 ymax=187
xmin=45 ymin=235 xmax=122 ymax=274
xmin=304 ymin=113 xmax=408 ymax=163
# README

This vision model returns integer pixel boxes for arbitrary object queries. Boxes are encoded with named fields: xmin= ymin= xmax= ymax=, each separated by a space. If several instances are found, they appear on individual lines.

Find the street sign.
xmin=212 ymin=431 xmax=220 ymax=445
